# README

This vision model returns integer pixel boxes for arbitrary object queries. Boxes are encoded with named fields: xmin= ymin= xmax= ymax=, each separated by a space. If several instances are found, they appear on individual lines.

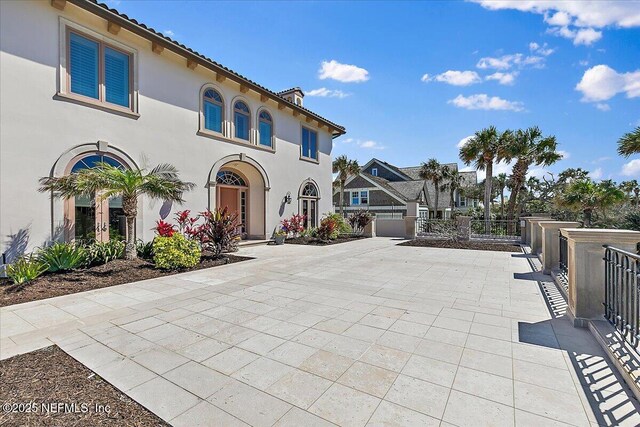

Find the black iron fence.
xmin=559 ymin=234 xmax=569 ymax=276
xmin=416 ymin=218 xmax=457 ymax=238
xmin=603 ymin=245 xmax=640 ymax=348
xmin=469 ymin=220 xmax=521 ymax=241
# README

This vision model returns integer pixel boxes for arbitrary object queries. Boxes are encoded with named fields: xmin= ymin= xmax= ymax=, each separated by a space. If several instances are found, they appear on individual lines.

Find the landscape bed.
xmin=285 ymin=235 xmax=369 ymax=246
xmin=0 ymin=345 xmax=170 ymax=427
xmin=0 ymin=254 xmax=251 ymax=307
xmin=398 ymin=239 xmax=522 ymax=252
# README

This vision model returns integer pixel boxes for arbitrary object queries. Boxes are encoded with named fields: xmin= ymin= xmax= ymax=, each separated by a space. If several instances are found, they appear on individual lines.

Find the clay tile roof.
xmin=72 ymin=0 xmax=344 ymax=135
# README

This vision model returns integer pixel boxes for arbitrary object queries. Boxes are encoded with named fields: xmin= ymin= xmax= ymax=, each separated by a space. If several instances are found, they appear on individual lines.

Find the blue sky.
xmin=107 ymin=0 xmax=640 ymax=181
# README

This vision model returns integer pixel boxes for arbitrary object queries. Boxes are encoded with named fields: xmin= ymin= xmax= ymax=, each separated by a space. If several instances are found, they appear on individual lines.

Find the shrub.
xmin=153 ymin=233 xmax=201 ymax=269
xmin=87 ymin=240 xmax=125 ymax=265
xmin=6 ymin=255 xmax=48 ymax=285
xmin=323 ymin=212 xmax=351 ymax=235
xmin=281 ymin=214 xmax=305 ymax=236
xmin=317 ymin=216 xmax=338 ymax=241
xmin=38 ymin=242 xmax=88 ymax=272
xmin=347 ymin=210 xmax=372 ymax=235
xmin=192 ymin=207 xmax=242 ymax=256
xmin=136 ymin=239 xmax=154 ymax=260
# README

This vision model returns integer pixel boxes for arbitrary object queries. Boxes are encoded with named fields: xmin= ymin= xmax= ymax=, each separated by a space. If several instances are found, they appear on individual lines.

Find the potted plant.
xmin=274 ymin=229 xmax=286 ymax=245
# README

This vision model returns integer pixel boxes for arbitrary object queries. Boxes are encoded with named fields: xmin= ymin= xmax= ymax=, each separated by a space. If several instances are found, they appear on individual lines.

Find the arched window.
xmin=301 ymin=182 xmax=318 ymax=198
xmin=216 ymin=170 xmax=247 ymax=187
xmin=234 ymin=101 xmax=250 ymax=141
xmin=258 ymin=111 xmax=273 ymax=148
xmin=203 ymin=88 xmax=223 ymax=133
xmin=71 ymin=154 xmax=124 ymax=173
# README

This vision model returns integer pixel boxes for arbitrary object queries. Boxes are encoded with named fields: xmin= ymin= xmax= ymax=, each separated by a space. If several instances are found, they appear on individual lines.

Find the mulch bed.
xmin=285 ymin=235 xmax=369 ymax=246
xmin=0 ymin=254 xmax=251 ymax=308
xmin=398 ymin=239 xmax=522 ymax=252
xmin=0 ymin=345 xmax=170 ymax=427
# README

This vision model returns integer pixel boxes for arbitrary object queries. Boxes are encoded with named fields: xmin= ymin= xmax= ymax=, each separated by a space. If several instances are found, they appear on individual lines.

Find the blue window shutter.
xmin=259 ymin=122 xmax=272 ymax=147
xmin=104 ymin=47 xmax=130 ymax=107
xmin=302 ymin=128 xmax=309 ymax=157
xmin=69 ymin=33 xmax=99 ymax=99
xmin=204 ymin=101 xmax=222 ymax=132
xmin=310 ymin=130 xmax=317 ymax=159
xmin=235 ymin=113 xmax=249 ymax=140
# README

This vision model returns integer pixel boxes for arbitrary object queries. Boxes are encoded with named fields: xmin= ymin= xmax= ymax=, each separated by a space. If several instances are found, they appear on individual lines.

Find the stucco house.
xmin=0 ymin=0 xmax=345 ymax=263
xmin=333 ymin=158 xmax=477 ymax=219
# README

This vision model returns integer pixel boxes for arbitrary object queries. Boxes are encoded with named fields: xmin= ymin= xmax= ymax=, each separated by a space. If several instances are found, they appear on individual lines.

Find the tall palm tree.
xmin=618 ymin=127 xmax=640 ymax=157
xmin=459 ymin=127 xmax=512 ymax=229
xmin=332 ymin=155 xmax=360 ymax=216
xmin=494 ymin=173 xmax=508 ymax=217
xmin=503 ymin=127 xmax=561 ymax=221
xmin=440 ymin=167 xmax=465 ymax=213
xmin=420 ymin=159 xmax=447 ymax=218
xmin=557 ymin=178 xmax=625 ymax=227
xmin=619 ymin=180 xmax=639 ymax=202
xmin=39 ymin=162 xmax=195 ymax=260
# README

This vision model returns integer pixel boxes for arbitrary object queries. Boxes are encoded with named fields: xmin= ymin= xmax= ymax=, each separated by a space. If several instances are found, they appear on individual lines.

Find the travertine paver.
xmin=2 ymin=237 xmax=640 ymax=426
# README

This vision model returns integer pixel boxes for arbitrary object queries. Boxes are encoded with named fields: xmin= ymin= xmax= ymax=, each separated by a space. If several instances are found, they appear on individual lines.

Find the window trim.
xmin=233 ymin=100 xmax=251 ymax=142
xmin=300 ymin=126 xmax=319 ymax=163
xmin=351 ymin=191 xmax=360 ymax=205
xmin=58 ymin=18 xmax=138 ymax=116
xmin=371 ymin=168 xmax=378 ymax=177
xmin=199 ymin=83 xmax=226 ymax=137
xmin=257 ymin=107 xmax=275 ymax=150
xmin=360 ymin=190 xmax=369 ymax=205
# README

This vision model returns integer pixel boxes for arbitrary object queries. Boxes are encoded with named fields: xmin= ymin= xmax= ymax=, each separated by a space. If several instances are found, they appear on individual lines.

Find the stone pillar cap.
xmin=560 ymin=228 xmax=640 ymax=243
xmin=538 ymin=221 xmax=581 ymax=226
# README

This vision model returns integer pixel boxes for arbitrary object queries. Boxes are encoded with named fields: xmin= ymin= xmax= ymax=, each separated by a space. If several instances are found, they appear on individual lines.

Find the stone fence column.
xmin=405 ymin=201 xmax=419 ymax=240
xmin=364 ymin=217 xmax=376 ymax=238
xmin=561 ymin=228 xmax=640 ymax=327
xmin=457 ymin=216 xmax=471 ymax=241
xmin=529 ymin=217 xmax=553 ymax=254
xmin=521 ymin=217 xmax=546 ymax=246
xmin=539 ymin=221 xmax=580 ymax=273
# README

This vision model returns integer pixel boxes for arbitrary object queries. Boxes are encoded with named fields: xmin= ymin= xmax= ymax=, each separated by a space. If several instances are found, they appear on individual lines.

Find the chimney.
xmin=278 ymin=87 xmax=304 ymax=107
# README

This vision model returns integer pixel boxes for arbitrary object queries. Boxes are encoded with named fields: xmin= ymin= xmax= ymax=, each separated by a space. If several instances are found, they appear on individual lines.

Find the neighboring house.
xmin=333 ymin=158 xmax=477 ymax=219
xmin=0 ymin=0 xmax=346 ymax=259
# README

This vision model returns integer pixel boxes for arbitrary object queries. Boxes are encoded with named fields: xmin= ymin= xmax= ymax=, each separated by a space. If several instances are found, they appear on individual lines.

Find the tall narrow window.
xmin=360 ymin=191 xmax=369 ymax=204
xmin=258 ymin=111 xmax=273 ymax=147
xmin=301 ymin=127 xmax=318 ymax=160
xmin=203 ymin=89 xmax=223 ymax=133
xmin=371 ymin=168 xmax=378 ymax=177
xmin=67 ymin=30 xmax=133 ymax=110
xmin=234 ymin=101 xmax=250 ymax=141
xmin=351 ymin=191 xmax=360 ymax=205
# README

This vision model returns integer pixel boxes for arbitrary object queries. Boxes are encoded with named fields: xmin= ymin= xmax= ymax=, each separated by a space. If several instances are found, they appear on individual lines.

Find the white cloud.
xmin=592 ymin=156 xmax=611 ymax=163
xmin=448 ymin=94 xmax=524 ymax=112
xmin=576 ymin=65 xmax=640 ymax=102
xmin=342 ymin=138 xmax=384 ymax=150
xmin=579 ymin=60 xmax=590 ymax=67
xmin=462 ymin=160 xmax=514 ymax=181
xmin=596 ymin=103 xmax=611 ymax=111
xmin=423 ymin=70 xmax=482 ymax=86
xmin=476 ymin=53 xmax=546 ymax=70
xmin=558 ymin=150 xmax=571 ymax=159
xmin=591 ymin=167 xmax=604 ymax=180
xmin=486 ymin=72 xmax=518 ymax=85
xmin=528 ymin=168 xmax=553 ymax=179
xmin=621 ymin=159 xmax=640 ymax=177
xmin=473 ymin=1 xmax=640 ymax=46
xmin=163 ymin=30 xmax=174 ymax=37
xmin=306 ymin=88 xmax=350 ymax=98
xmin=318 ymin=60 xmax=369 ymax=83
xmin=529 ymin=41 xmax=555 ymax=56
xmin=457 ymin=135 xmax=474 ymax=149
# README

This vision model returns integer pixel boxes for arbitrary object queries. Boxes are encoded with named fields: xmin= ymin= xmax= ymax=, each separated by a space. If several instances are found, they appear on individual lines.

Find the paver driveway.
xmin=1 ymin=238 xmax=639 ymax=426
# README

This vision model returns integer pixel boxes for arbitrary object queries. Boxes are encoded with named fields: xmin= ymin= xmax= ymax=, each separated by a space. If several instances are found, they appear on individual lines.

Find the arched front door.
xmin=67 ymin=154 xmax=127 ymax=242
xmin=299 ymin=181 xmax=319 ymax=229
xmin=216 ymin=170 xmax=248 ymax=236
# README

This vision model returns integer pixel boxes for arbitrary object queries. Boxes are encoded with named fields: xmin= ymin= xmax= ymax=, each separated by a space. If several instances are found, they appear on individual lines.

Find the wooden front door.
xmin=219 ymin=187 xmax=239 ymax=216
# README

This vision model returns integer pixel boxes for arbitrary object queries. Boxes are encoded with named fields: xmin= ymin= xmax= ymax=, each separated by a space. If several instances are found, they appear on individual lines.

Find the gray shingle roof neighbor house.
xmin=333 ymin=158 xmax=478 ymax=217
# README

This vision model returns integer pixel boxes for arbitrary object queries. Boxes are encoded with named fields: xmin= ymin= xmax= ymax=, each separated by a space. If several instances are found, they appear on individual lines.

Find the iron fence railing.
xmin=559 ymin=233 xmax=569 ymax=276
xmin=416 ymin=218 xmax=457 ymax=237
xmin=469 ymin=220 xmax=521 ymax=241
xmin=603 ymin=245 xmax=640 ymax=349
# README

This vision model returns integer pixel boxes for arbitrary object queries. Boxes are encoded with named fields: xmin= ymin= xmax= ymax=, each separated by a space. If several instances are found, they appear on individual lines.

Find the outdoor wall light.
xmin=285 ymin=192 xmax=292 ymax=204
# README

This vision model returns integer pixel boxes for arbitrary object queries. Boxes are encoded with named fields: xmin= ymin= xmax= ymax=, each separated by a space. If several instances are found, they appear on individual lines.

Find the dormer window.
xmin=371 ymin=168 xmax=378 ymax=177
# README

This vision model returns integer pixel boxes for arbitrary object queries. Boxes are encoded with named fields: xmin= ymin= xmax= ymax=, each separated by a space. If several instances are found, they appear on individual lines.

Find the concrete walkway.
xmin=1 ymin=238 xmax=639 ymax=426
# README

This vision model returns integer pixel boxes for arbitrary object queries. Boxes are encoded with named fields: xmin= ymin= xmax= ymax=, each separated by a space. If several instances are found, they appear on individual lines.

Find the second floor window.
xmin=351 ymin=191 xmax=360 ymax=205
xmin=258 ymin=111 xmax=273 ymax=148
xmin=371 ymin=168 xmax=378 ymax=177
xmin=234 ymin=101 xmax=250 ymax=141
xmin=301 ymin=127 xmax=318 ymax=160
xmin=203 ymin=89 xmax=223 ymax=133
xmin=68 ymin=31 xmax=132 ymax=109
xmin=360 ymin=190 xmax=369 ymax=204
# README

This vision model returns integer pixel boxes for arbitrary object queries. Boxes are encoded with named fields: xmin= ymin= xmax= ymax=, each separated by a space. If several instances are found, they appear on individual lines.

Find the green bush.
xmin=38 ymin=242 xmax=88 ymax=272
xmin=317 ymin=216 xmax=339 ymax=240
xmin=6 ymin=255 xmax=48 ymax=285
xmin=153 ymin=234 xmax=201 ymax=270
xmin=323 ymin=212 xmax=351 ymax=235
xmin=87 ymin=240 xmax=125 ymax=265
xmin=136 ymin=239 xmax=154 ymax=260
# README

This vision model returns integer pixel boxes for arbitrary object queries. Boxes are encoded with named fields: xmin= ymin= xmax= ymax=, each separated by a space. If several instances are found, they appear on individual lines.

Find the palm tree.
xmin=557 ymin=178 xmax=625 ymax=227
xmin=503 ymin=127 xmax=561 ymax=221
xmin=39 ymin=162 xmax=195 ymax=260
xmin=420 ymin=159 xmax=447 ymax=218
xmin=440 ymin=167 xmax=465 ymax=213
xmin=332 ymin=155 xmax=360 ymax=216
xmin=619 ymin=180 xmax=639 ymax=202
xmin=459 ymin=127 xmax=512 ymax=229
xmin=494 ymin=173 xmax=508 ymax=217
xmin=618 ymin=127 xmax=640 ymax=157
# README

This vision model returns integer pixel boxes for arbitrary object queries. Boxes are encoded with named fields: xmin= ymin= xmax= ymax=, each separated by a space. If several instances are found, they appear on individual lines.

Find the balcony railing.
xmin=603 ymin=245 xmax=640 ymax=349
xmin=469 ymin=219 xmax=521 ymax=241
